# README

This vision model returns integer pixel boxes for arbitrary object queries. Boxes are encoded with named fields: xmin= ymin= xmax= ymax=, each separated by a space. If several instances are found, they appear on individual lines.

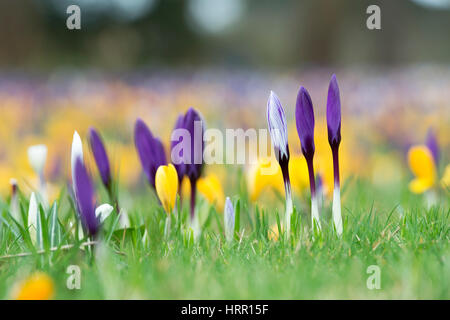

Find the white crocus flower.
xmin=224 ymin=197 xmax=235 ymax=243
xmin=28 ymin=192 xmax=38 ymax=244
xmin=71 ymin=131 xmax=84 ymax=190
xmin=95 ymin=203 xmax=114 ymax=223
xmin=27 ymin=144 xmax=47 ymax=176
xmin=10 ymin=178 xmax=20 ymax=222
xmin=27 ymin=144 xmax=48 ymax=204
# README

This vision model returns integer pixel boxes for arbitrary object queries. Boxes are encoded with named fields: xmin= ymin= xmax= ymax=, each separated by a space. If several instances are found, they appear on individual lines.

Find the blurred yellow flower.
xmin=441 ymin=164 xmax=450 ymax=189
xmin=288 ymin=154 xmax=309 ymax=196
xmin=247 ymin=157 xmax=283 ymax=201
xmin=268 ymin=224 xmax=279 ymax=241
xmin=180 ymin=176 xmax=191 ymax=200
xmin=197 ymin=173 xmax=225 ymax=211
xmin=155 ymin=164 xmax=178 ymax=214
xmin=13 ymin=272 xmax=54 ymax=300
xmin=407 ymin=145 xmax=436 ymax=194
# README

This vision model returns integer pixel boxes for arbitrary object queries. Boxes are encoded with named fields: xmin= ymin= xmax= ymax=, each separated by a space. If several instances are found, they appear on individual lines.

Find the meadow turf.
xmin=0 ymin=175 xmax=448 ymax=299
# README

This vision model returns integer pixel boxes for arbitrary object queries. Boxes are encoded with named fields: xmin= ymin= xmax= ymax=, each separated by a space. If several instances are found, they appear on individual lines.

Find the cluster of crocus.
xmin=133 ymin=108 xmax=205 ymax=233
xmin=266 ymin=74 xmax=344 ymax=235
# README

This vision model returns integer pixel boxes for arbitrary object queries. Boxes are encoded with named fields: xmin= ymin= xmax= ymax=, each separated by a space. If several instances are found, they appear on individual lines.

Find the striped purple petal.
xmin=267 ymin=91 xmax=290 ymax=163
xmin=295 ymin=86 xmax=315 ymax=160
xmin=326 ymin=74 xmax=341 ymax=148
xmin=89 ymin=127 xmax=111 ymax=189
xmin=74 ymin=158 xmax=99 ymax=236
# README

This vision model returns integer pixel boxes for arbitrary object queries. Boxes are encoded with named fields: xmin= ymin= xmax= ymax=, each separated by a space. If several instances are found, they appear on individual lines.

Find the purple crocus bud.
xmin=74 ymin=158 xmax=99 ymax=237
xmin=183 ymin=107 xmax=205 ymax=182
xmin=296 ymin=87 xmax=315 ymax=161
xmin=327 ymin=74 xmax=341 ymax=149
xmin=425 ymin=128 xmax=439 ymax=165
xmin=267 ymin=91 xmax=292 ymax=236
xmin=89 ymin=127 xmax=112 ymax=190
xmin=295 ymin=86 xmax=320 ymax=230
xmin=326 ymin=74 xmax=343 ymax=235
xmin=134 ymin=118 xmax=167 ymax=189
xmin=182 ymin=108 xmax=205 ymax=219
xmin=171 ymin=114 xmax=187 ymax=183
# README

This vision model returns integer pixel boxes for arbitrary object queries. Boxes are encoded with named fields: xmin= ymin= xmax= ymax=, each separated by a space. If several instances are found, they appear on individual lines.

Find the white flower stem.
xmin=284 ymin=181 xmax=293 ymax=238
xmin=332 ymin=184 xmax=343 ymax=236
xmin=311 ymin=195 xmax=321 ymax=231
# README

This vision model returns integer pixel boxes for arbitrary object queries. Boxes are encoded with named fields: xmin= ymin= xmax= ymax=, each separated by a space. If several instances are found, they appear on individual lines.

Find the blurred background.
xmin=0 ymin=0 xmax=448 ymax=210
xmin=1 ymin=0 xmax=449 ymax=69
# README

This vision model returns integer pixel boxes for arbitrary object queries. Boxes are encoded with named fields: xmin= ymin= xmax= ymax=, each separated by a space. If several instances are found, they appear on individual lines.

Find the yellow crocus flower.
xmin=155 ymin=164 xmax=179 ymax=214
xmin=197 ymin=173 xmax=225 ymax=211
xmin=13 ymin=272 xmax=54 ymax=300
xmin=288 ymin=154 xmax=309 ymax=196
xmin=407 ymin=145 xmax=436 ymax=194
xmin=441 ymin=164 xmax=450 ymax=189
xmin=247 ymin=157 xmax=283 ymax=201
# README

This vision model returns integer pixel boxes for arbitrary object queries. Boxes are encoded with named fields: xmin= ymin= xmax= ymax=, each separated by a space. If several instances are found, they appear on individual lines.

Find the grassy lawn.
xmin=0 ymin=175 xmax=448 ymax=300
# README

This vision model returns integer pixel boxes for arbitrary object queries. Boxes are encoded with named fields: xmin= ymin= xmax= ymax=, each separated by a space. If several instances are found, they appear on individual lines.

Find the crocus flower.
xmin=247 ymin=157 xmax=283 ymax=201
xmin=197 ymin=173 xmax=225 ymax=211
xmin=73 ymin=157 xmax=99 ymax=237
xmin=28 ymin=192 xmax=38 ymax=244
xmin=155 ymin=164 xmax=179 ymax=215
xmin=71 ymin=131 xmax=84 ymax=192
xmin=171 ymin=108 xmax=205 ymax=218
xmin=171 ymin=114 xmax=187 ymax=184
xmin=326 ymin=74 xmax=343 ymax=235
xmin=10 ymin=178 xmax=20 ymax=222
xmin=89 ymin=127 xmax=112 ymax=191
xmin=12 ymin=272 xmax=54 ymax=300
xmin=425 ymin=128 xmax=439 ymax=165
xmin=296 ymin=86 xmax=321 ymax=230
xmin=267 ymin=91 xmax=293 ymax=236
xmin=224 ymin=197 xmax=235 ymax=243
xmin=407 ymin=145 xmax=436 ymax=194
xmin=134 ymin=118 xmax=167 ymax=189
xmin=95 ymin=203 xmax=114 ymax=223
xmin=27 ymin=144 xmax=48 ymax=203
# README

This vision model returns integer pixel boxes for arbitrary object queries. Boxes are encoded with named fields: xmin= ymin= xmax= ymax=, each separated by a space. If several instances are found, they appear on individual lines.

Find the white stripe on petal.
xmin=267 ymin=91 xmax=289 ymax=159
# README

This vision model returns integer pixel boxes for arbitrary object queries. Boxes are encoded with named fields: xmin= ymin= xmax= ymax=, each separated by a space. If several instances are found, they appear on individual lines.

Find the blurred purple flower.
xmin=134 ymin=118 xmax=167 ymax=189
xmin=326 ymin=74 xmax=341 ymax=149
xmin=74 ymin=158 xmax=99 ymax=236
xmin=425 ymin=128 xmax=439 ymax=165
xmin=171 ymin=114 xmax=186 ymax=182
xmin=89 ymin=127 xmax=112 ymax=190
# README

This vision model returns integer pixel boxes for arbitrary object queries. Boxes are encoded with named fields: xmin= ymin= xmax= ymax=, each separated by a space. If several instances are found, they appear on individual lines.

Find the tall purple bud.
xmin=134 ymin=118 xmax=167 ymax=189
xmin=74 ymin=158 xmax=99 ymax=237
xmin=185 ymin=108 xmax=205 ymax=219
xmin=326 ymin=74 xmax=343 ymax=235
xmin=89 ymin=128 xmax=112 ymax=191
xmin=295 ymin=86 xmax=321 ymax=230
xmin=267 ymin=91 xmax=293 ymax=236
xmin=425 ymin=128 xmax=439 ymax=165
